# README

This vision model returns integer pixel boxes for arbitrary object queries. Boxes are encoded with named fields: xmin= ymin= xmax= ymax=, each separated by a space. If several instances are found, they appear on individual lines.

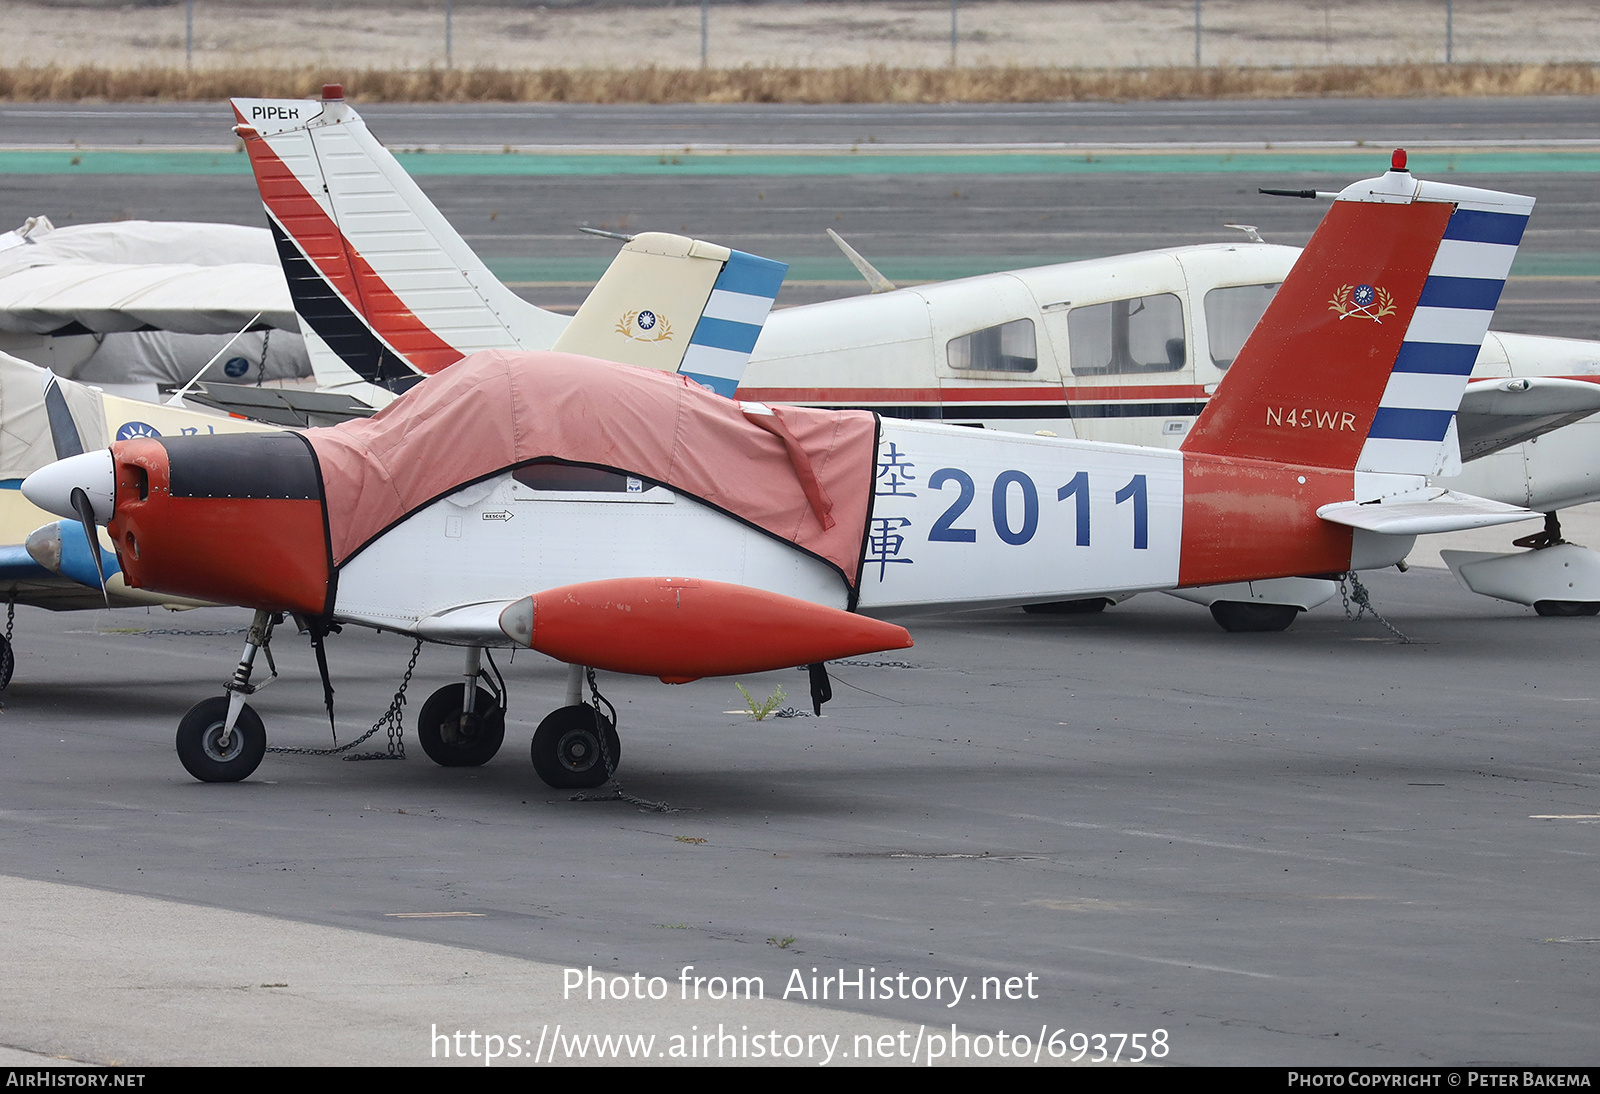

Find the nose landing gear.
xmin=175 ymin=608 xmax=277 ymax=782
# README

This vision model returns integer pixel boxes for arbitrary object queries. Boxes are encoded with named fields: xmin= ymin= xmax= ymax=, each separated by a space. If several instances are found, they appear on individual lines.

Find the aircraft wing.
xmin=1317 ymin=489 xmax=1537 ymax=536
xmin=1456 ymin=376 xmax=1600 ymax=460
xmin=181 ymin=383 xmax=376 ymax=428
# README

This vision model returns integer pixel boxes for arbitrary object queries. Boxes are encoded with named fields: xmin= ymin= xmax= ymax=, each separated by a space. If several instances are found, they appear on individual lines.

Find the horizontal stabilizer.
xmin=1318 ymin=488 xmax=1535 ymax=536
xmin=1456 ymin=376 xmax=1600 ymax=460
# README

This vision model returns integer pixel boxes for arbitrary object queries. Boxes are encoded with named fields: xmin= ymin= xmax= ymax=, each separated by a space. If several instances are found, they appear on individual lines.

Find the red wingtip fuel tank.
xmin=107 ymin=434 xmax=332 ymax=618
xmin=497 ymin=577 xmax=914 ymax=684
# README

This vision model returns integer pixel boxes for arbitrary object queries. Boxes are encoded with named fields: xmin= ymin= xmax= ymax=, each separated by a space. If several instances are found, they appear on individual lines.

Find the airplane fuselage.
xmin=740 ymin=245 xmax=1600 ymax=515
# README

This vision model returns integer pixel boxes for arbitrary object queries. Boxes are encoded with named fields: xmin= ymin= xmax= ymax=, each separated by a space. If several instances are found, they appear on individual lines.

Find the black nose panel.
xmin=161 ymin=432 xmax=323 ymax=501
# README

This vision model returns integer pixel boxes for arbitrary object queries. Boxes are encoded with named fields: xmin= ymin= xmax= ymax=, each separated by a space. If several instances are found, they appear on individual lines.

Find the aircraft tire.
xmin=1209 ymin=601 xmax=1301 ymax=633
xmin=1022 ymin=598 xmax=1110 ymax=615
xmin=416 ymin=685 xmax=506 ymax=767
xmin=0 ymin=633 xmax=13 ymax=690
xmin=1534 ymin=600 xmax=1600 ymax=617
xmin=175 ymin=697 xmax=266 ymax=783
xmin=531 ymin=704 xmax=620 ymax=790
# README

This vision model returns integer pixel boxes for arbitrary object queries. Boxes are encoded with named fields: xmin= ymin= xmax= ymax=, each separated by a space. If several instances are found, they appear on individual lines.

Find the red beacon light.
xmin=1391 ymin=148 xmax=1408 ymax=172
xmin=322 ymin=83 xmax=344 ymax=102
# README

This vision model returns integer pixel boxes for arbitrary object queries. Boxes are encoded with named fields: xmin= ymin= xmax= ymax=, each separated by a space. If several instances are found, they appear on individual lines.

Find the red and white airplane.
xmin=24 ymin=156 xmax=1541 ymax=788
xmin=227 ymin=89 xmax=1600 ymax=627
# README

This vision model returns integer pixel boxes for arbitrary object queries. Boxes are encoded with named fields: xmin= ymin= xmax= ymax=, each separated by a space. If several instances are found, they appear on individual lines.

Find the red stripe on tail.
xmin=235 ymin=108 xmax=462 ymax=375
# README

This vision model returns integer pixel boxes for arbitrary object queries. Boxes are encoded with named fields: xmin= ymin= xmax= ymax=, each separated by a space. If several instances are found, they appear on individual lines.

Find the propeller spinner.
xmin=22 ymin=449 xmax=117 ymax=606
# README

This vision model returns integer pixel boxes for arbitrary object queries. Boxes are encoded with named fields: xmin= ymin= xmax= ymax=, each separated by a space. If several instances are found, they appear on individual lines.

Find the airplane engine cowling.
xmin=107 ymin=433 xmax=333 ymax=617
xmin=497 ymin=577 xmax=913 ymax=684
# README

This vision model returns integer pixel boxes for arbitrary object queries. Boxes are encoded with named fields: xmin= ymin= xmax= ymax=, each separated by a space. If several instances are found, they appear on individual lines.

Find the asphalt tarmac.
xmin=0 ymin=568 xmax=1596 ymax=1066
xmin=0 ymin=100 xmax=1596 ymax=1067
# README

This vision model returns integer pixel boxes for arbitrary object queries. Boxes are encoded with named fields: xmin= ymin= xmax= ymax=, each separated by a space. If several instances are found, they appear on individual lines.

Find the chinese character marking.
xmin=876 ymin=442 xmax=918 ymax=497
xmin=867 ymin=517 xmax=914 ymax=581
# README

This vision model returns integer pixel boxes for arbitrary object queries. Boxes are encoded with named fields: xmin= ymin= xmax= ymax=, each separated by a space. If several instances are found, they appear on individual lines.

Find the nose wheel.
xmin=176 ymin=696 xmax=266 ymax=783
xmin=417 ymin=684 xmax=506 ymax=766
xmin=531 ymin=704 xmax=620 ymax=789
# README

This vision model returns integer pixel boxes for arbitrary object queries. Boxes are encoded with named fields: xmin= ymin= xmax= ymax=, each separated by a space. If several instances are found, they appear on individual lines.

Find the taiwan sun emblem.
xmin=115 ymin=421 xmax=161 ymax=441
xmin=616 ymin=309 xmax=674 ymax=343
xmin=1328 ymin=283 xmax=1395 ymax=322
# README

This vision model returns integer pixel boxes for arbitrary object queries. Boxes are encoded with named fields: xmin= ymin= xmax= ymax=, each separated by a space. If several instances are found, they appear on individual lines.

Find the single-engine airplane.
xmin=230 ymin=90 xmax=1600 ymax=628
xmin=25 ymin=159 xmax=1542 ymax=789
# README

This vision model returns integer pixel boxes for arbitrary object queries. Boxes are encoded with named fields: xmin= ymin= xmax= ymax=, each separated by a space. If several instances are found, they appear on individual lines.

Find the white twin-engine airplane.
xmin=228 ymin=89 xmax=1600 ymax=627
xmin=24 ymin=158 xmax=1543 ymax=789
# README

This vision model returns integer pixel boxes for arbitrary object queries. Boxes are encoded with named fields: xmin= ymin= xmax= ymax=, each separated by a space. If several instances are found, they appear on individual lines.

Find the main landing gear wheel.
xmin=416 ymin=685 xmax=506 ymax=767
xmin=531 ymin=704 xmax=620 ymax=790
xmin=1534 ymin=600 xmax=1600 ymax=617
xmin=0 ymin=632 xmax=13 ymax=690
xmin=1209 ymin=601 xmax=1301 ymax=633
xmin=1022 ymin=598 xmax=1109 ymax=615
xmin=176 ymin=696 xmax=266 ymax=783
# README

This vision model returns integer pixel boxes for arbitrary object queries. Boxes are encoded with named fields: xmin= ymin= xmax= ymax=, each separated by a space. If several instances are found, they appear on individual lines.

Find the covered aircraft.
xmin=231 ymin=90 xmax=1600 ymax=626
xmin=25 ymin=159 xmax=1541 ymax=787
xmin=0 ymin=215 xmax=310 ymax=388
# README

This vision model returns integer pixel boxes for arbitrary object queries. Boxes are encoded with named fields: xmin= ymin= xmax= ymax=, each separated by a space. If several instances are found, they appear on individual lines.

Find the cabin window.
xmin=1204 ymin=283 xmax=1280 ymax=370
xmin=946 ymin=319 xmax=1038 ymax=373
xmin=513 ymin=463 xmax=651 ymax=494
xmin=1066 ymin=293 xmax=1185 ymax=375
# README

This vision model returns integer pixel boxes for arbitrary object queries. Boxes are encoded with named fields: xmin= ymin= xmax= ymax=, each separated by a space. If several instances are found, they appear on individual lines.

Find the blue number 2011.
xmin=927 ymin=466 xmax=1147 ymax=550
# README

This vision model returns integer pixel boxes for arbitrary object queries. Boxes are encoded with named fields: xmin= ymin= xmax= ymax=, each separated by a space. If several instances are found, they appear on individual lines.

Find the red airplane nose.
xmin=108 ymin=434 xmax=333 ymax=618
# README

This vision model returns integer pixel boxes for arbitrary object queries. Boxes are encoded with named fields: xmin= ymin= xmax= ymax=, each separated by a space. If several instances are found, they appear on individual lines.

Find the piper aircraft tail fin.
xmin=1182 ymin=151 xmax=1532 ymax=477
xmin=554 ymin=233 xmax=786 ymax=396
xmin=231 ymin=87 xmax=569 ymax=398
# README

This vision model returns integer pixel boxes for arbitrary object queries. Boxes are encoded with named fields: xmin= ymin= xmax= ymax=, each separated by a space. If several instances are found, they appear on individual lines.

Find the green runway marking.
xmin=1506 ymin=255 xmax=1600 ymax=278
xmin=8 ymin=147 xmax=1600 ymax=178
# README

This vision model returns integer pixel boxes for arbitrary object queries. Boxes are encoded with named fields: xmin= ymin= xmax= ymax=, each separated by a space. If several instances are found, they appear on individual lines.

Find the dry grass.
xmin=2 ymin=62 xmax=1599 ymax=104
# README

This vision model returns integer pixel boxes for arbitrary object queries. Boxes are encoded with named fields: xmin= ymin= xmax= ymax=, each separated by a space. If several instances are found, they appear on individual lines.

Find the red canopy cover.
xmin=305 ymin=350 xmax=879 ymax=588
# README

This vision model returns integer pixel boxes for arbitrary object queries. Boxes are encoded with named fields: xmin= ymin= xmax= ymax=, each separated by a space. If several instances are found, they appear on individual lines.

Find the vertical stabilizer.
xmin=553 ymin=233 xmax=786 ymax=396
xmin=1182 ymin=151 xmax=1531 ymax=476
xmin=232 ymin=88 xmax=569 ymax=393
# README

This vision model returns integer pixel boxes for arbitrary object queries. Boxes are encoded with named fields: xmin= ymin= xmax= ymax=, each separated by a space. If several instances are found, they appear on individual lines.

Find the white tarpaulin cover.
xmin=0 ymin=216 xmax=296 ymax=335
xmin=0 ymin=217 xmax=310 ymax=384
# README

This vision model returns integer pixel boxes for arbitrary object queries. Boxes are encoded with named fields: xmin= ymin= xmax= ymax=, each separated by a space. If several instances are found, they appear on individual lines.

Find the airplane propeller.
xmin=67 ymin=486 xmax=110 ymax=608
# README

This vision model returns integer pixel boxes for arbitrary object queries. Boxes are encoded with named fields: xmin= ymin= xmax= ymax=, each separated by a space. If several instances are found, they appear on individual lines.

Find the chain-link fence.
xmin=7 ymin=1 xmax=1600 ymax=72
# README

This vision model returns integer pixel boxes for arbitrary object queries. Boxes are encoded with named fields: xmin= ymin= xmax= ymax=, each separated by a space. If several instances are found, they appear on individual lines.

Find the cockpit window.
xmin=1066 ymin=293 xmax=1185 ymax=375
xmin=1204 ymin=283 xmax=1280 ymax=370
xmin=946 ymin=319 xmax=1038 ymax=373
